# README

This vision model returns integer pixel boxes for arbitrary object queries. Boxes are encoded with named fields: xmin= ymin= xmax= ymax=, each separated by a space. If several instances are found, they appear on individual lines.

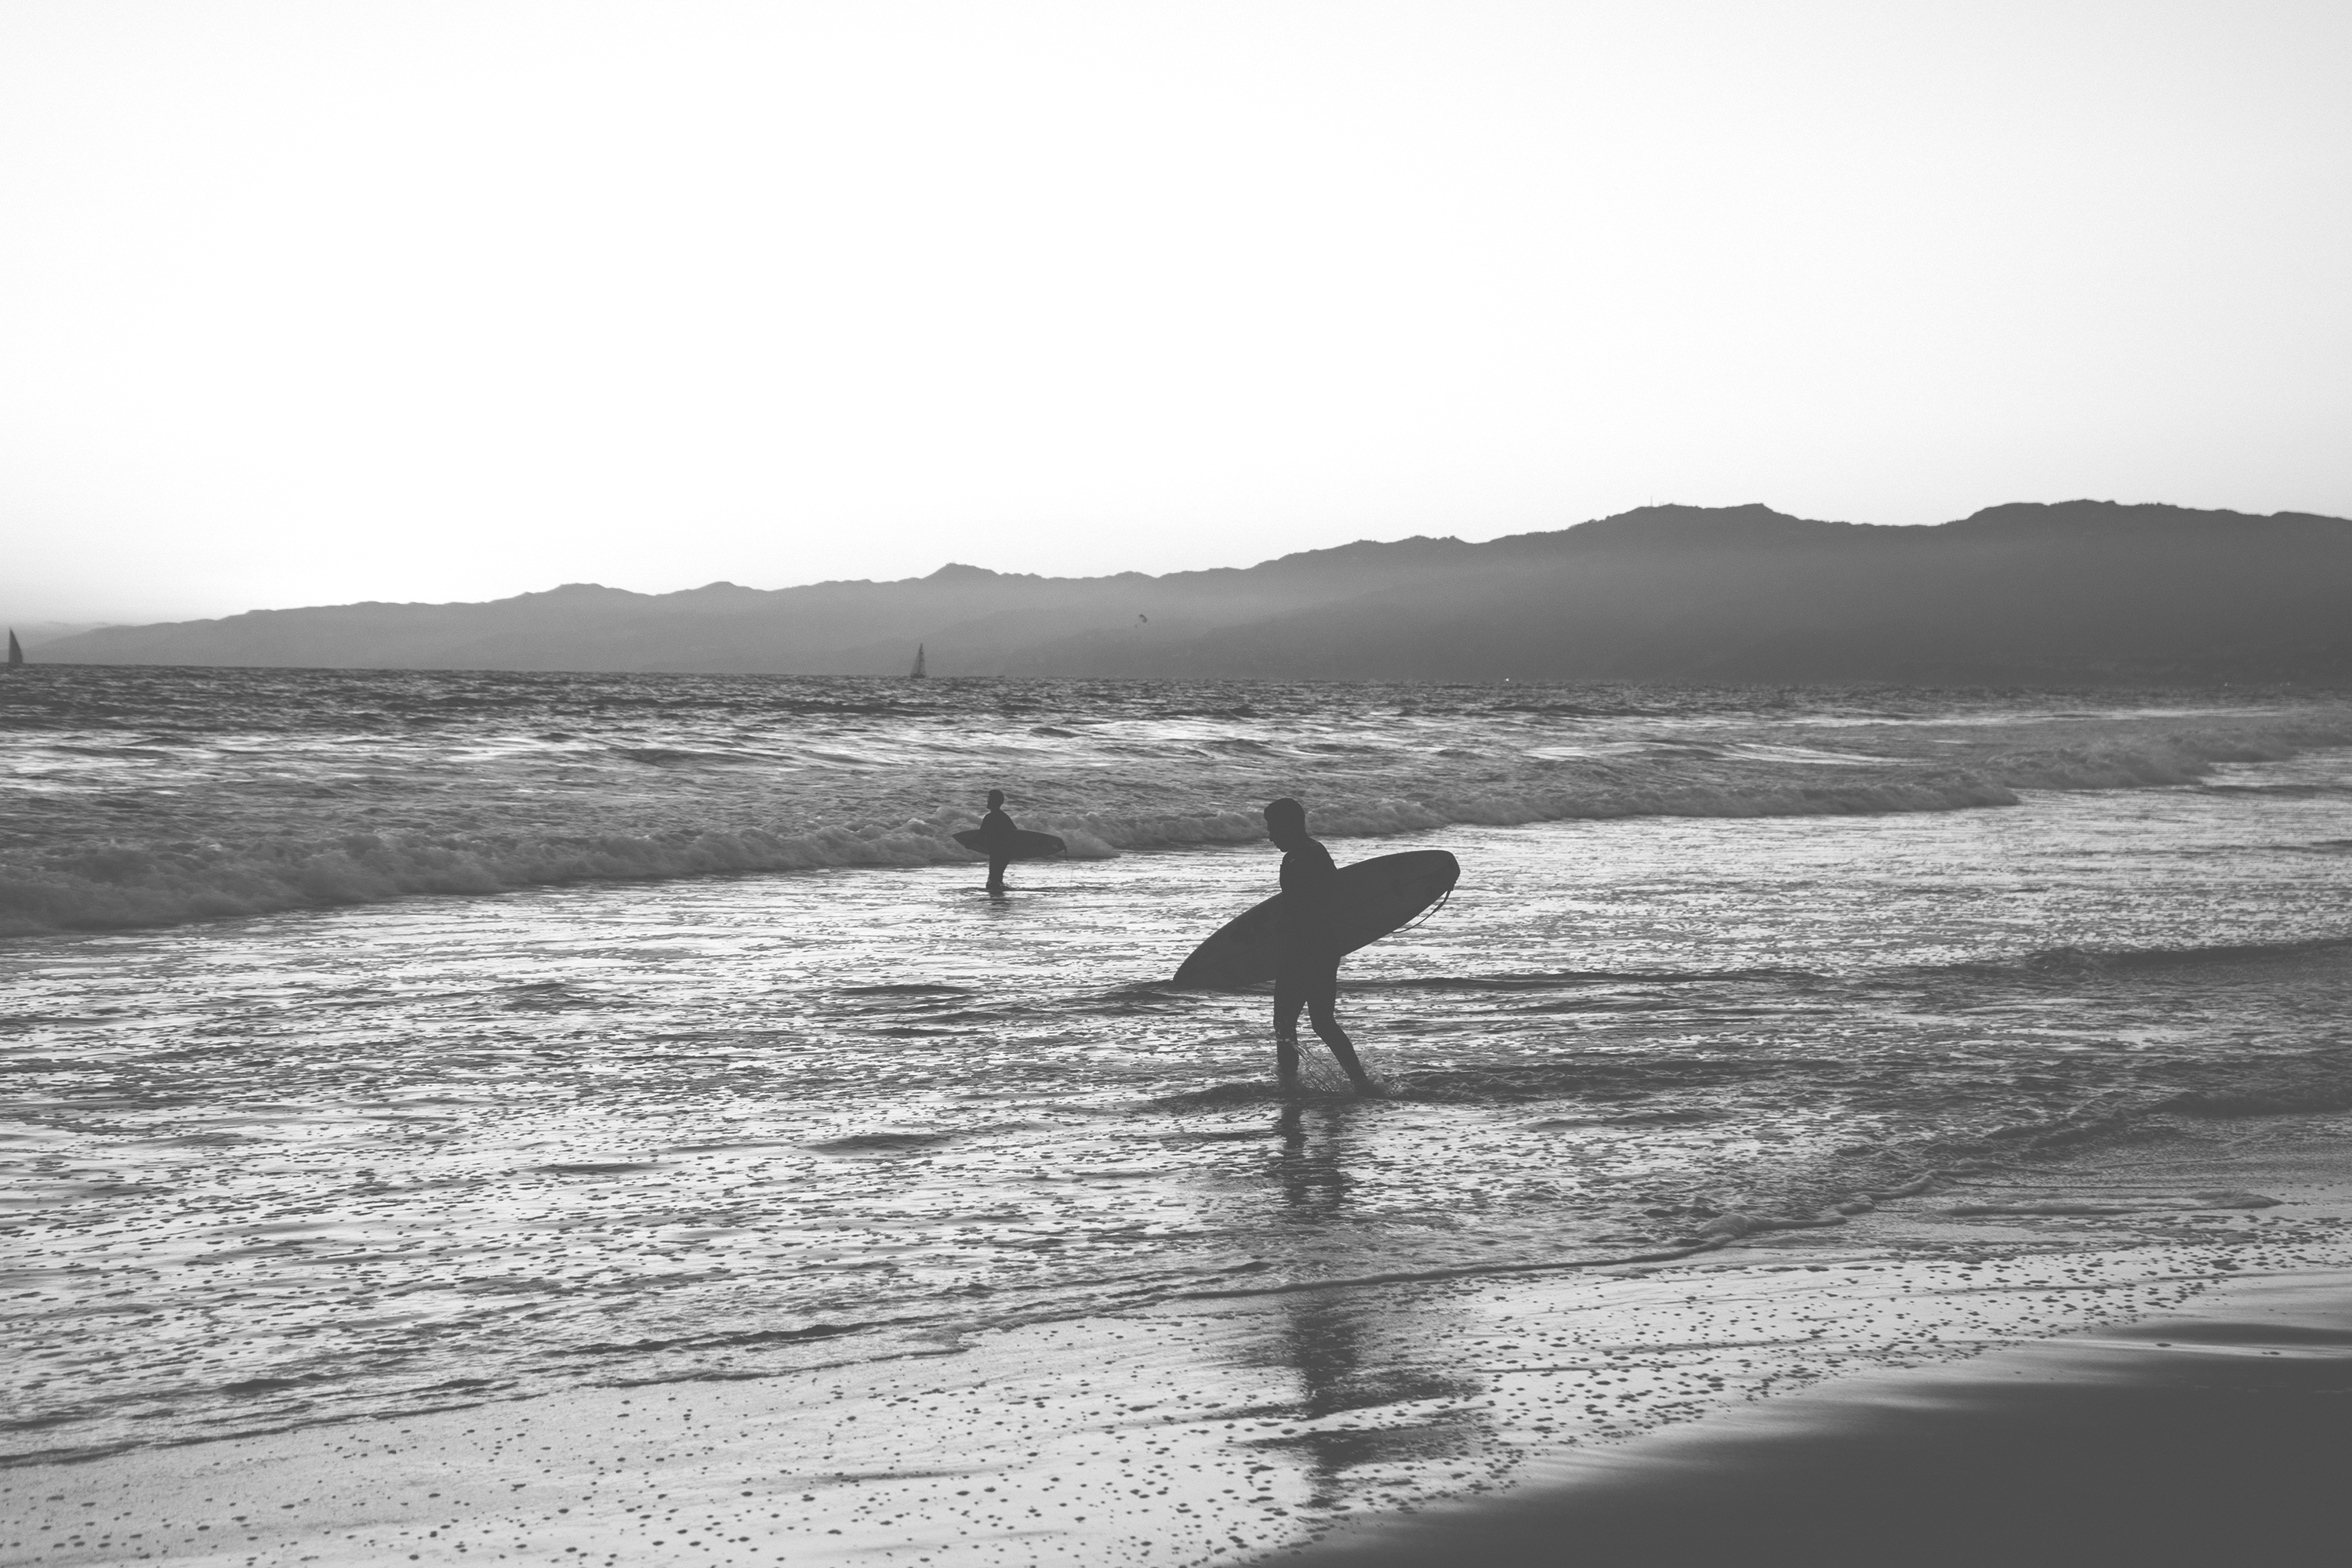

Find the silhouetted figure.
xmin=949 ymin=793 xmax=1068 ymax=894
xmin=1264 ymin=797 xmax=1376 ymax=1096
xmin=978 ymin=789 xmax=1015 ymax=893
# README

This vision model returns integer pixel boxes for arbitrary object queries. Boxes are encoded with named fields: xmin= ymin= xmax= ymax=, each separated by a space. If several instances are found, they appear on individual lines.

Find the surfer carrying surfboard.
xmin=1264 ymin=797 xmax=1378 ymax=1097
xmin=950 ymin=793 xmax=1068 ymax=894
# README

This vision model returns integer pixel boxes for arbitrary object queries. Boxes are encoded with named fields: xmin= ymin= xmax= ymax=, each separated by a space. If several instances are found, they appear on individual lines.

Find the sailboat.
xmin=5 ymin=630 xmax=20 ymax=668
xmin=909 ymin=643 xmax=926 ymax=679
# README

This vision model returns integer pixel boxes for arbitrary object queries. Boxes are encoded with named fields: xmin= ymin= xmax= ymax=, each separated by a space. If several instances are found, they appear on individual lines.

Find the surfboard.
xmin=1171 ymin=849 xmax=1459 ymax=989
xmin=953 ymin=826 xmax=1069 ymax=861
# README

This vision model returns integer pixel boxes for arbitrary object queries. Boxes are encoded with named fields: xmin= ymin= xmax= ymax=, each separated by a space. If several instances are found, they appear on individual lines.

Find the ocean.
xmin=5 ymin=668 xmax=2352 ymax=1559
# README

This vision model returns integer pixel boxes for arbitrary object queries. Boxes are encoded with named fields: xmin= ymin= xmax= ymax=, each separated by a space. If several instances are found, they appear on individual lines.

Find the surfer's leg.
xmin=1305 ymin=963 xmax=1374 ymax=1093
xmin=986 ymin=855 xmax=1009 ymax=892
xmin=1272 ymin=973 xmax=1305 ymax=1095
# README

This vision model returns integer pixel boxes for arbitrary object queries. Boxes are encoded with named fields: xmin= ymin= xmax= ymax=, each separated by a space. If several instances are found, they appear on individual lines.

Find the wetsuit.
xmin=1274 ymin=834 xmax=1374 ymax=1091
xmin=980 ymin=807 xmax=1015 ymax=891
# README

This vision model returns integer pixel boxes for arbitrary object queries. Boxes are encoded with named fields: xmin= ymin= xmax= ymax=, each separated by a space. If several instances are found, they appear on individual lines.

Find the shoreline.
xmin=9 ymin=1126 xmax=2352 ymax=1566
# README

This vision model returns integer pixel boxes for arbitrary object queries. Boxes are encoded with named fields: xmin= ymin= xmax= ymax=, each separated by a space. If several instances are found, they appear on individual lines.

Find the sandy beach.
xmin=10 ymin=1121 xmax=2350 ymax=1567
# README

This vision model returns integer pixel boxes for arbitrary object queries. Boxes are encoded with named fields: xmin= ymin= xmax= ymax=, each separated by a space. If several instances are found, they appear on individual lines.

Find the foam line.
xmin=6 ymin=718 xmax=2347 ymax=935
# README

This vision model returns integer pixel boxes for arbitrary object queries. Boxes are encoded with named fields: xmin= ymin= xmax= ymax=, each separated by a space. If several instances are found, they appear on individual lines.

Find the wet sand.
xmin=7 ymin=1133 xmax=2351 ymax=1566
xmin=1280 ymin=1266 xmax=2352 ymax=1568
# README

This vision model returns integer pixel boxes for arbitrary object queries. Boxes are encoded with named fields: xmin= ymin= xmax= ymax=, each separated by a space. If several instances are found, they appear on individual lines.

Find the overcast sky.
xmin=3 ymin=1 xmax=2347 ymax=626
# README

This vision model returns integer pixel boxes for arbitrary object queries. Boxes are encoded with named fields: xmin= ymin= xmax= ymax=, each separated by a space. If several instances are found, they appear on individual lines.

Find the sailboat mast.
xmin=910 ymin=643 xmax=926 ymax=679
xmin=5 ymin=630 xmax=21 ymax=668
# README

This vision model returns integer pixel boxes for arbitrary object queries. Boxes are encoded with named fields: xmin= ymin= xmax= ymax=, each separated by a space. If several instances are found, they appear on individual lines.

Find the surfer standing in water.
xmin=1264 ymin=797 xmax=1377 ymax=1097
xmin=978 ymin=789 xmax=1017 ymax=894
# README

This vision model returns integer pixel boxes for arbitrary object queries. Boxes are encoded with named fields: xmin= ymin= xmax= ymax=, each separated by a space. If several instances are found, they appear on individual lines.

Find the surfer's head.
xmin=987 ymin=789 xmax=1005 ymax=809
xmin=1264 ymin=797 xmax=1308 ymax=848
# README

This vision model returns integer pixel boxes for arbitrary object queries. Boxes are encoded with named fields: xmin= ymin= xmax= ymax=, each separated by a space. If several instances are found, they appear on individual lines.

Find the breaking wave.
xmin=5 ymin=669 xmax=2349 ymax=936
xmin=0 ymin=767 xmax=2090 ymax=936
xmin=0 ymin=822 xmax=1090 ymax=936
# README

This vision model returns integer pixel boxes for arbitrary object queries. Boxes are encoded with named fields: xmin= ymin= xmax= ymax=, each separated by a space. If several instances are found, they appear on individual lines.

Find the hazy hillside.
xmin=30 ymin=502 xmax=2352 ymax=684
xmin=6 ymin=621 xmax=117 ymax=649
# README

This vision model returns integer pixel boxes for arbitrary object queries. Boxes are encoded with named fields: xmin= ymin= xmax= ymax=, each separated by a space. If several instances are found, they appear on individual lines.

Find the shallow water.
xmin=6 ymin=684 xmax=2351 ymax=1472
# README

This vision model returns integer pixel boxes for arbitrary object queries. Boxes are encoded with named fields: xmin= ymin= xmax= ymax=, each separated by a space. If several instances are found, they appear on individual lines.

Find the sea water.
xmin=5 ymin=669 xmax=2352 ymax=1480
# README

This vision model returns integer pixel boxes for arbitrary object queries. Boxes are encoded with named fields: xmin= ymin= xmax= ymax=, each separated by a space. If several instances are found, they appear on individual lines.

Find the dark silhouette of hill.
xmin=33 ymin=501 xmax=2352 ymax=684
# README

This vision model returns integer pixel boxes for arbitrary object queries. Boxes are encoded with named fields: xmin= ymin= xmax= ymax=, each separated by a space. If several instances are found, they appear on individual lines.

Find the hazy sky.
xmin=3 ymin=1 xmax=2347 ymax=625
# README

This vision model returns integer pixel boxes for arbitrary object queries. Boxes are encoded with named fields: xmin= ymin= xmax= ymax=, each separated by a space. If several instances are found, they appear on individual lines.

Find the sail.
xmin=5 ymin=630 xmax=20 ymax=667
xmin=910 ymin=643 xmax=926 ymax=678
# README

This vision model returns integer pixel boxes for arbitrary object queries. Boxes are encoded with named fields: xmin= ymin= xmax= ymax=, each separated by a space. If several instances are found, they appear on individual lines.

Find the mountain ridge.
xmin=27 ymin=501 xmax=2352 ymax=684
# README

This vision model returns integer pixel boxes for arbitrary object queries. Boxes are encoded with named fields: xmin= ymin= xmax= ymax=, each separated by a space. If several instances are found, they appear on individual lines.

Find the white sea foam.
xmin=3 ymin=669 xmax=2348 ymax=935
xmin=0 ymin=759 xmax=2247 ymax=934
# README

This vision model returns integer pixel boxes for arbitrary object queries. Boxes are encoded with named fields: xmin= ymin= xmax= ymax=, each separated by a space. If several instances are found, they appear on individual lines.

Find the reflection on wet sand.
xmin=1255 ymin=1105 xmax=1489 ymax=1512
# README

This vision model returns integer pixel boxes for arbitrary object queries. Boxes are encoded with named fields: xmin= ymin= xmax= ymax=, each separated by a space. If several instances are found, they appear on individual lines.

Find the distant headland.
xmin=26 ymin=501 xmax=2352 ymax=684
